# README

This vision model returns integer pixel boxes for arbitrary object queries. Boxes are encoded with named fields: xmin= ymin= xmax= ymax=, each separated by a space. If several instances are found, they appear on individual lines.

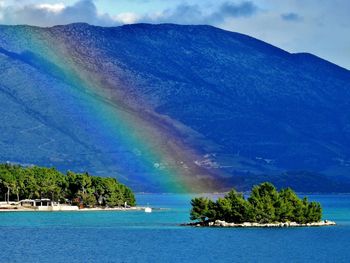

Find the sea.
xmin=0 ymin=194 xmax=349 ymax=263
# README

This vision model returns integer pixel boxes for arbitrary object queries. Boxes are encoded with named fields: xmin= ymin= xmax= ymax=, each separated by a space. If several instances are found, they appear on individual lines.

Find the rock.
xmin=196 ymin=220 xmax=336 ymax=228
xmin=214 ymin=220 xmax=226 ymax=227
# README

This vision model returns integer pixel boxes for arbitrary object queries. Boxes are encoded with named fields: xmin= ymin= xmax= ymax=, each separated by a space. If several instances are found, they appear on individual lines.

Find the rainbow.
xmin=4 ymin=24 xmax=222 ymax=192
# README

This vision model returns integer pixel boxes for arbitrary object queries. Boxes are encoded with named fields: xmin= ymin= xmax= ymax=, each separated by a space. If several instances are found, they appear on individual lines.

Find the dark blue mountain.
xmin=0 ymin=23 xmax=349 ymax=192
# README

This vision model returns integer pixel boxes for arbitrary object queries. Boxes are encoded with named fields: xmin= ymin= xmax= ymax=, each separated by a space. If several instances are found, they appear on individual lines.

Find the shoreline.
xmin=0 ymin=206 xmax=150 ymax=212
xmin=183 ymin=219 xmax=336 ymax=228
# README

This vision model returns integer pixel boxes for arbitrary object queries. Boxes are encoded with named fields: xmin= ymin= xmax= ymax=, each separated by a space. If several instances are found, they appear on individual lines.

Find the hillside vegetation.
xmin=0 ymin=23 xmax=350 ymax=192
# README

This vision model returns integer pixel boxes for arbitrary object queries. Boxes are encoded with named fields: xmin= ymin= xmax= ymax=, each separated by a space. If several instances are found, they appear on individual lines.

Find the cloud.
xmin=139 ymin=1 xmax=259 ymax=25
xmin=219 ymin=1 xmax=258 ymax=18
xmin=0 ymin=0 xmax=259 ymax=27
xmin=142 ymin=4 xmax=205 ymax=24
xmin=37 ymin=3 xmax=66 ymax=13
xmin=114 ymin=12 xmax=139 ymax=24
xmin=0 ymin=0 xmax=118 ymax=27
xmin=281 ymin=12 xmax=302 ymax=22
xmin=0 ymin=0 xmax=4 ymax=20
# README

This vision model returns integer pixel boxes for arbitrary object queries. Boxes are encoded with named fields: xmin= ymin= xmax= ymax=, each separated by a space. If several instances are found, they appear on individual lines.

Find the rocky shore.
xmin=0 ymin=205 xmax=149 ymax=212
xmin=183 ymin=220 xmax=336 ymax=228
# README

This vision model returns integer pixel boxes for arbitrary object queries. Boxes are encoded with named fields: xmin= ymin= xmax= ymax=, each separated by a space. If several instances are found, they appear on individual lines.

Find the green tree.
xmin=305 ymin=201 xmax=322 ymax=223
xmin=190 ymin=197 xmax=211 ymax=222
xmin=81 ymin=193 xmax=97 ymax=207
xmin=225 ymin=190 xmax=252 ymax=223
xmin=248 ymin=182 xmax=280 ymax=223
xmin=190 ymin=182 xmax=323 ymax=224
xmin=0 ymin=163 xmax=136 ymax=208
xmin=0 ymin=168 xmax=14 ymax=203
xmin=277 ymin=188 xmax=300 ymax=222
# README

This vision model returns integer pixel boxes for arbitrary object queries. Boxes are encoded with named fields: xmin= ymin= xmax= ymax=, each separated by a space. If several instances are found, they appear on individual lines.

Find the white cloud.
xmin=0 ymin=1 xmax=4 ymax=19
xmin=0 ymin=0 xmax=118 ymax=27
xmin=36 ymin=3 xmax=66 ymax=13
xmin=113 ymin=12 xmax=139 ymax=24
xmin=136 ymin=1 xmax=259 ymax=25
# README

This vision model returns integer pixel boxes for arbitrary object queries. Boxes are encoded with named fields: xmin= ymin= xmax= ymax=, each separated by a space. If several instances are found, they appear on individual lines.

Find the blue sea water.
xmin=0 ymin=194 xmax=349 ymax=263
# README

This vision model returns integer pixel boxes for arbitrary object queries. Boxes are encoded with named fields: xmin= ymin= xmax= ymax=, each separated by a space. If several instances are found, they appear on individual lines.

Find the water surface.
xmin=0 ymin=194 xmax=349 ymax=262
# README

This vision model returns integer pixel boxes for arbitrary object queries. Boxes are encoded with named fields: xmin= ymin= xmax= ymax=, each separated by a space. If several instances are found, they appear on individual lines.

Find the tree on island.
xmin=190 ymin=197 xmax=212 ymax=222
xmin=190 ymin=182 xmax=322 ymax=224
xmin=0 ymin=163 xmax=136 ymax=207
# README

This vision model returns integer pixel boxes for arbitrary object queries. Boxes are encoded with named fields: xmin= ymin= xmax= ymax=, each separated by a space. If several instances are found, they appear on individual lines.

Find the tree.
xmin=211 ymin=190 xmax=253 ymax=223
xmin=276 ymin=188 xmax=298 ymax=222
xmin=190 ymin=197 xmax=211 ymax=222
xmin=225 ymin=190 xmax=252 ymax=223
xmin=190 ymin=182 xmax=323 ymax=224
xmin=81 ymin=193 xmax=97 ymax=207
xmin=121 ymin=185 xmax=136 ymax=206
xmin=0 ymin=167 xmax=15 ymax=203
xmin=305 ymin=201 xmax=322 ymax=223
xmin=0 ymin=163 xmax=136 ymax=208
xmin=248 ymin=182 xmax=280 ymax=223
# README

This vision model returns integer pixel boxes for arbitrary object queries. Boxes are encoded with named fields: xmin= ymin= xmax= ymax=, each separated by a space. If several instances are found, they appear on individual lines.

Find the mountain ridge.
xmin=0 ymin=23 xmax=350 ymax=192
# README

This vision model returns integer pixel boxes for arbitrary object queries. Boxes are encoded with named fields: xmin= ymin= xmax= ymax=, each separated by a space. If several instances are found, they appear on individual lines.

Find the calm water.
xmin=0 ymin=194 xmax=349 ymax=263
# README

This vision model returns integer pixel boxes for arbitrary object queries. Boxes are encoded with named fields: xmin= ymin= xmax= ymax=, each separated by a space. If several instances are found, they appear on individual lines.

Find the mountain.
xmin=0 ymin=23 xmax=350 ymax=192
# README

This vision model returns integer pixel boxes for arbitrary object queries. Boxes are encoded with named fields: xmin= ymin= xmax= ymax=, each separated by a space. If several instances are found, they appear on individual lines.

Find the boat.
xmin=144 ymin=207 xmax=152 ymax=213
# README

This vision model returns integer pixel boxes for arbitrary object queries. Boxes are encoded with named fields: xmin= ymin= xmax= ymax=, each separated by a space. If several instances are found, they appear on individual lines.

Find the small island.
xmin=187 ymin=182 xmax=335 ymax=227
xmin=0 ymin=163 xmax=138 ymax=211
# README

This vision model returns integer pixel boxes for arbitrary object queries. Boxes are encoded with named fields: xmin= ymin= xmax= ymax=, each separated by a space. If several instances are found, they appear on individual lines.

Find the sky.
xmin=0 ymin=0 xmax=349 ymax=69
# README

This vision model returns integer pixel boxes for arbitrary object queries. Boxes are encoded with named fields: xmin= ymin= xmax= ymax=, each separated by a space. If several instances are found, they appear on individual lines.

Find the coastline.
xmin=183 ymin=219 xmax=336 ymax=228
xmin=0 ymin=206 xmax=149 ymax=212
